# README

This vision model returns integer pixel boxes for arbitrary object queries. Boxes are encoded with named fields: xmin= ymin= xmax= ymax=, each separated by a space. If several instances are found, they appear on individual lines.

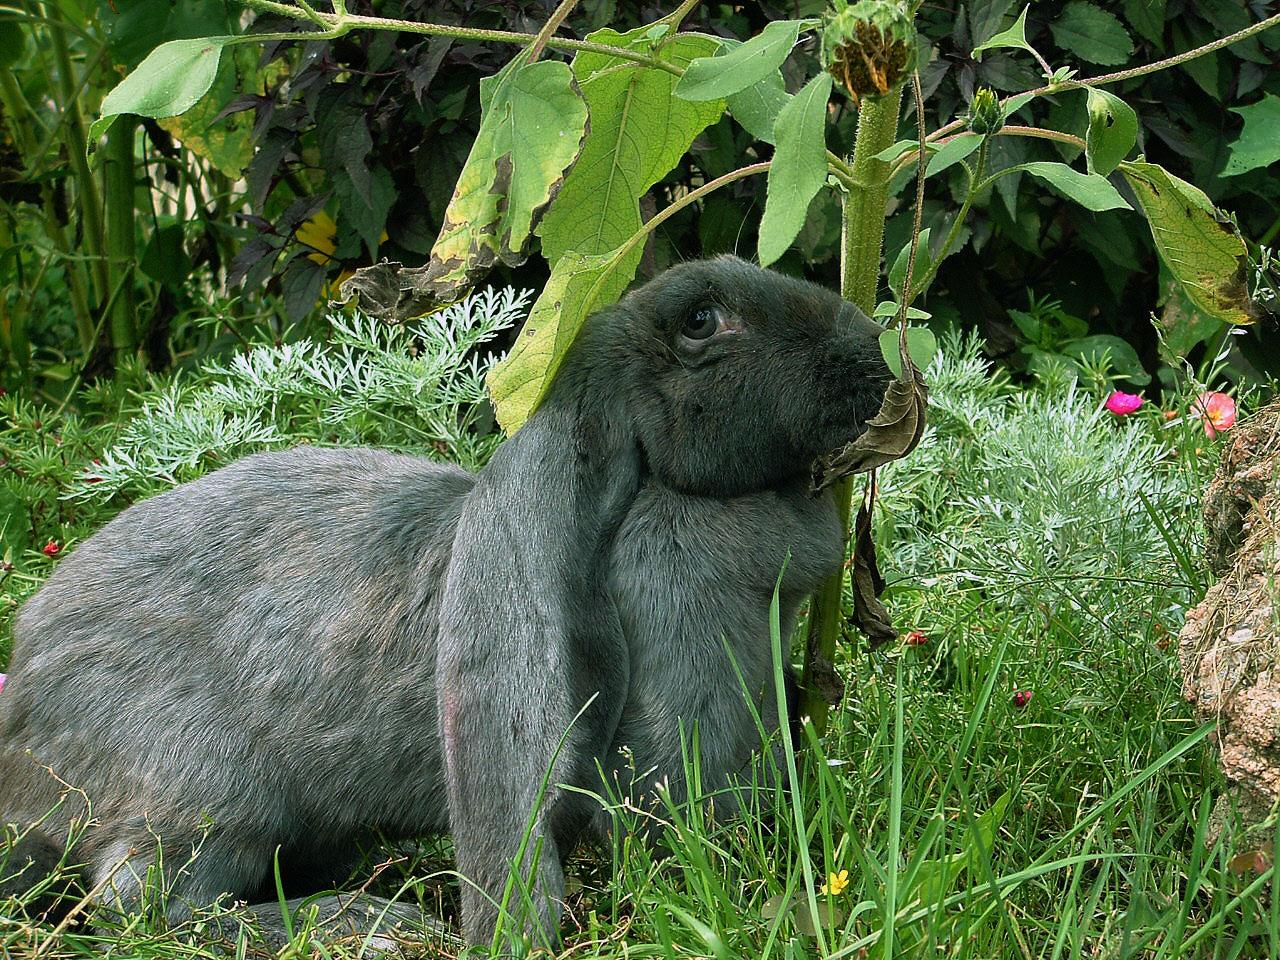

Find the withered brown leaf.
xmin=812 ymin=326 xmax=929 ymax=647
xmin=850 ymin=492 xmax=897 ymax=648
xmin=811 ymin=328 xmax=929 ymax=492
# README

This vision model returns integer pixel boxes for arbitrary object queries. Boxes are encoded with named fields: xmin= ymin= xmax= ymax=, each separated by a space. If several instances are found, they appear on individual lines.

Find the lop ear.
xmin=437 ymin=349 xmax=639 ymax=947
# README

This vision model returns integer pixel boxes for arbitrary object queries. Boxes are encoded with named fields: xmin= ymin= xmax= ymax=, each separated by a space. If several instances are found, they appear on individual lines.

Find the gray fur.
xmin=0 ymin=257 xmax=889 ymax=946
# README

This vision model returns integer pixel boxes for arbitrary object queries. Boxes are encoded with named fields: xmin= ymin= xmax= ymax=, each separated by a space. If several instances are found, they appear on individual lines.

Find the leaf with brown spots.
xmin=811 ymin=325 xmax=929 ymax=489
xmin=342 ymin=54 xmax=588 ymax=319
xmin=1120 ymin=160 xmax=1263 ymax=327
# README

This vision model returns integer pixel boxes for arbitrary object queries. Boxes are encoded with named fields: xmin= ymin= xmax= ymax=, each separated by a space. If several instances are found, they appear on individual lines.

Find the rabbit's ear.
xmin=437 ymin=342 xmax=639 ymax=946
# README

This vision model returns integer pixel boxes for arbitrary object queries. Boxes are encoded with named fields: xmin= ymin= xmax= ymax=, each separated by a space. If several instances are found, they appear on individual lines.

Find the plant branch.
xmin=1082 ymin=12 xmax=1280 ymax=88
xmin=826 ymin=150 xmax=856 ymax=186
xmin=890 ymin=124 xmax=1087 ymax=180
xmin=898 ymin=72 xmax=928 ymax=323
xmin=662 ymin=0 xmax=702 ymax=29
xmin=527 ymin=0 xmax=580 ymax=62
xmin=800 ymin=88 xmax=902 ymax=737
xmin=911 ymin=137 xmax=987 ymax=297
xmin=925 ymin=12 xmax=1280 ymax=144
xmin=998 ymin=124 xmax=1086 ymax=149
xmin=637 ymin=162 xmax=770 ymax=238
xmin=237 ymin=0 xmax=685 ymax=75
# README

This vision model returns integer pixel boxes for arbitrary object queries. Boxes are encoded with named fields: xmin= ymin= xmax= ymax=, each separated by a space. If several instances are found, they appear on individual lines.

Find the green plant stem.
xmin=890 ymin=126 xmax=1087 ymax=181
xmin=526 ymin=0 xmax=580 ymax=61
xmin=840 ymin=92 xmax=904 ymax=313
xmin=799 ymin=89 xmax=901 ymax=736
xmin=662 ymin=0 xmax=703 ymax=29
xmin=43 ymin=0 xmax=108 ymax=303
xmin=911 ymin=138 xmax=988 ymax=297
xmin=237 ymin=0 xmax=687 ymax=75
xmin=102 ymin=117 xmax=138 ymax=368
xmin=926 ymin=12 xmax=1280 ymax=144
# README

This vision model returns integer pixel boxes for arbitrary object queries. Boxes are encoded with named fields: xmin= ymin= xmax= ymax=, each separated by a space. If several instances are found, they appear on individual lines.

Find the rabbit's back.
xmin=1 ymin=446 xmax=471 ymax=859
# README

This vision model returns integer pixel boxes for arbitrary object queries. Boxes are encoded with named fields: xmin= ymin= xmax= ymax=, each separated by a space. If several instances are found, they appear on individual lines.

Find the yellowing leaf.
xmin=487 ymin=242 xmax=642 ymax=432
xmin=157 ymin=46 xmax=275 ymax=178
xmin=1120 ymin=160 xmax=1260 ymax=326
xmin=343 ymin=55 xmax=588 ymax=318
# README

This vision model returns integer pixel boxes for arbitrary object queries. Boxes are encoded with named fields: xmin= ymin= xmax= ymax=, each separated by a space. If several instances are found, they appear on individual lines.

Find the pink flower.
xmin=1105 ymin=391 xmax=1144 ymax=416
xmin=905 ymin=630 xmax=929 ymax=646
xmin=42 ymin=540 xmax=60 ymax=557
xmin=1192 ymin=391 xmax=1237 ymax=438
xmin=1012 ymin=689 xmax=1033 ymax=708
xmin=0 ymin=674 xmax=6 ymax=694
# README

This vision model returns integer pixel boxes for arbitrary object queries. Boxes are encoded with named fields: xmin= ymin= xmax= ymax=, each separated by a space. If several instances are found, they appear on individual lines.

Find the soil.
xmin=1179 ymin=399 xmax=1280 ymax=840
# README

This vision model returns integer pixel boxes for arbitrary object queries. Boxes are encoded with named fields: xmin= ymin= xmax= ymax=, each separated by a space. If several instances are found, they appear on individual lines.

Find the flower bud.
xmin=822 ymin=0 xmax=917 ymax=104
xmin=966 ymin=87 xmax=1003 ymax=136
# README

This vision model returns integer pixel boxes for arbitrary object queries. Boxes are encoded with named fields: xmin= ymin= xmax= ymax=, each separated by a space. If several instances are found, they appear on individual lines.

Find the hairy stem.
xmin=800 ymin=89 xmax=902 ymax=736
xmin=527 ymin=0 xmax=580 ymax=62
xmin=237 ymin=0 xmax=686 ymax=75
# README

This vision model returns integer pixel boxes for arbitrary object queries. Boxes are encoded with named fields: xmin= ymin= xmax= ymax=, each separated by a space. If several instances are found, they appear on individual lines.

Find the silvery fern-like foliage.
xmin=878 ymin=332 xmax=1202 ymax=616
xmin=67 ymin=288 xmax=530 ymax=502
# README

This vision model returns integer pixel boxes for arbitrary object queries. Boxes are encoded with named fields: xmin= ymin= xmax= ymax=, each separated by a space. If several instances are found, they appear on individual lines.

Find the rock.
xmin=1179 ymin=399 xmax=1278 ymax=838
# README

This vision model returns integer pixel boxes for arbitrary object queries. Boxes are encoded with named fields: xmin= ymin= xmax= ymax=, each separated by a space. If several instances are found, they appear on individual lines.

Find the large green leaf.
xmin=88 ymin=36 xmax=238 ymax=150
xmin=537 ymin=26 xmax=722 ymax=268
xmin=343 ymin=56 xmax=588 ymax=317
xmin=675 ymin=19 xmax=802 ymax=101
xmin=1051 ymin=2 xmax=1133 ymax=66
xmin=757 ymin=72 xmax=833 ymax=267
xmin=727 ymin=72 xmax=792 ymax=144
xmin=1018 ymin=161 xmax=1131 ymax=211
xmin=971 ymin=6 xmax=1033 ymax=60
xmin=1120 ymin=160 xmax=1259 ymax=326
xmin=1223 ymin=94 xmax=1280 ymax=177
xmin=1122 ymin=0 xmax=1166 ymax=46
xmin=488 ymin=243 xmax=641 ymax=433
xmin=1084 ymin=87 xmax=1136 ymax=177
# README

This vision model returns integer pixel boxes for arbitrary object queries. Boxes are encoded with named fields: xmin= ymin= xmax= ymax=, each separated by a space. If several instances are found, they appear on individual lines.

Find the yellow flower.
xmin=820 ymin=869 xmax=849 ymax=896
xmin=296 ymin=210 xmax=339 ymax=265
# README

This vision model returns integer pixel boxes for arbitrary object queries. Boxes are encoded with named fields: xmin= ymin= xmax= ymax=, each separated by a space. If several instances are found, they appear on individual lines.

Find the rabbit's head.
xmin=615 ymin=256 xmax=891 ymax=496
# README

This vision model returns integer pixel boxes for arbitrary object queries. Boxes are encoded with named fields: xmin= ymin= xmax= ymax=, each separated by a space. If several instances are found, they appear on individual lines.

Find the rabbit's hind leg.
xmin=89 ymin=821 xmax=274 ymax=928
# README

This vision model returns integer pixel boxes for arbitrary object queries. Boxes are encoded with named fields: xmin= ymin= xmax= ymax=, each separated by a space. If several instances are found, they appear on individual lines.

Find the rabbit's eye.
xmin=682 ymin=307 xmax=721 ymax=341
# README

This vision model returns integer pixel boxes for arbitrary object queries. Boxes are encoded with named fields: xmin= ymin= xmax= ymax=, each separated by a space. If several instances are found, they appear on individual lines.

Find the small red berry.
xmin=1012 ymin=689 xmax=1033 ymax=708
xmin=42 ymin=540 xmax=60 ymax=557
xmin=905 ymin=630 xmax=929 ymax=646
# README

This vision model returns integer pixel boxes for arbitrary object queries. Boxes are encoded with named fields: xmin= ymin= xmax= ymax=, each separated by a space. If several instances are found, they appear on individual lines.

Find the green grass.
xmin=3 ymin=332 xmax=1273 ymax=958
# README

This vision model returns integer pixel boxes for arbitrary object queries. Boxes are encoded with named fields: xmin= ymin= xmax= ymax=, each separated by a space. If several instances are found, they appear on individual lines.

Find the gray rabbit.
xmin=0 ymin=256 xmax=890 ymax=947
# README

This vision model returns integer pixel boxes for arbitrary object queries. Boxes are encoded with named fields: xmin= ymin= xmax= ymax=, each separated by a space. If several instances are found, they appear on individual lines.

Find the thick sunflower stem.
xmin=799 ymin=88 xmax=902 ymax=736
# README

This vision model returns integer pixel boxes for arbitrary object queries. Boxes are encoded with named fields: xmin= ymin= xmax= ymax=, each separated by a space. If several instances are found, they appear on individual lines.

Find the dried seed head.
xmin=822 ymin=0 xmax=917 ymax=105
